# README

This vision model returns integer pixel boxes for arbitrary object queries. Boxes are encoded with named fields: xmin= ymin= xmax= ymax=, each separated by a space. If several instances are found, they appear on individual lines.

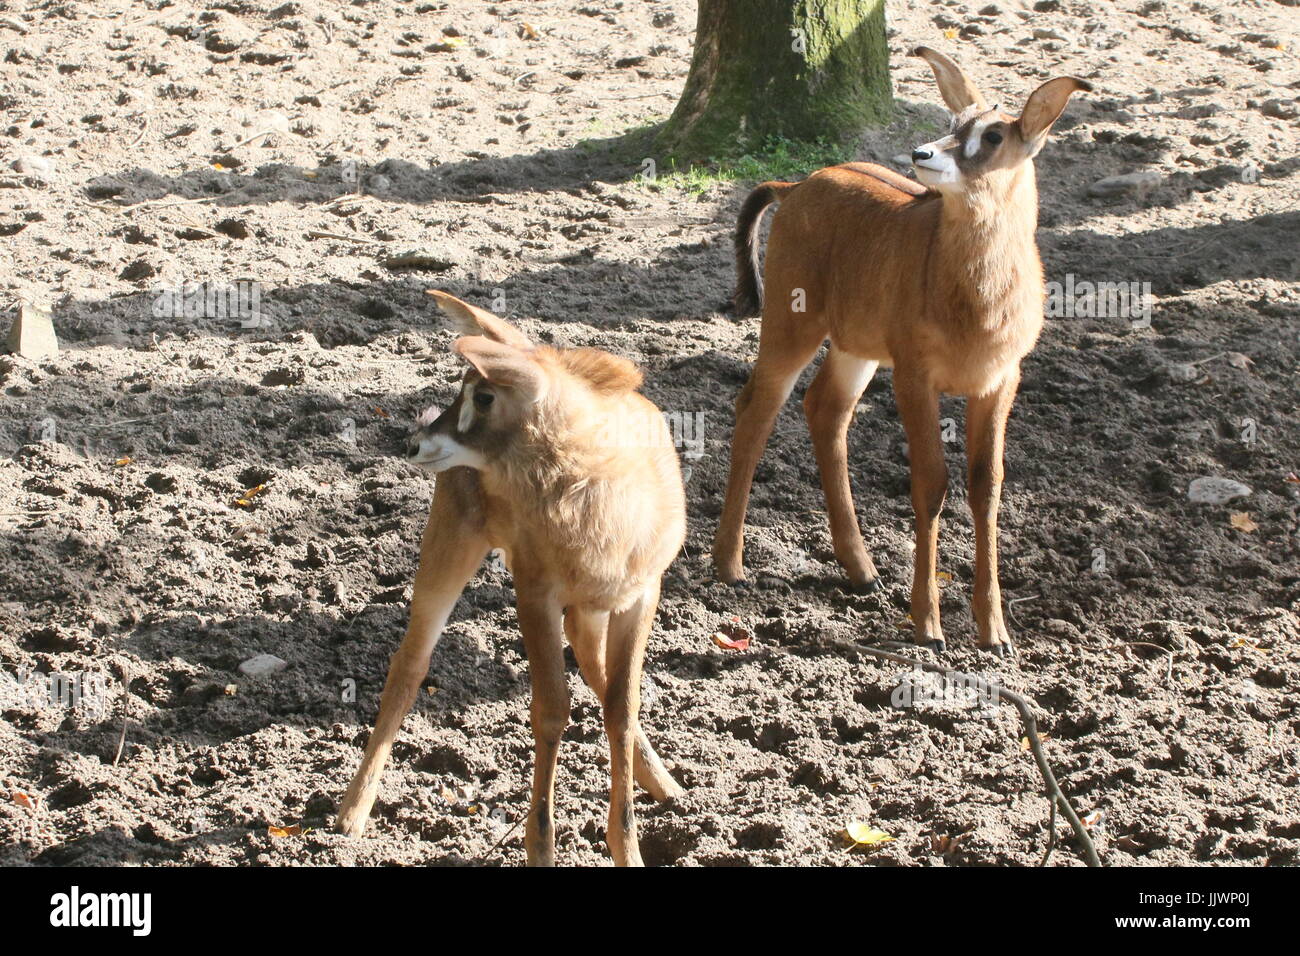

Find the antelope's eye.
xmin=473 ymin=390 xmax=495 ymax=410
xmin=983 ymin=129 xmax=1003 ymax=146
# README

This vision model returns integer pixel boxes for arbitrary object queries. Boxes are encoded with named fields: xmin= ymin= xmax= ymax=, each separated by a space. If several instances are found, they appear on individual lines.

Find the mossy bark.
xmin=658 ymin=0 xmax=892 ymax=162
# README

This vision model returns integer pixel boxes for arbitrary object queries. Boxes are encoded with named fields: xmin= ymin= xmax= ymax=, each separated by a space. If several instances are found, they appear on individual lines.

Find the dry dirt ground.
xmin=1 ymin=0 xmax=1297 ymax=867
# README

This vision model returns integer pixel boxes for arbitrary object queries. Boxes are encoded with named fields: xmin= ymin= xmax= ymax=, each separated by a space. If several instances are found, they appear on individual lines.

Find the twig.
xmin=484 ymin=816 xmax=523 ymax=860
xmin=112 ymin=671 xmax=130 ymax=766
xmin=1007 ymin=593 xmax=1040 ymax=625
xmin=127 ymin=116 xmax=149 ymax=148
xmin=90 ymin=196 xmax=217 ymax=212
xmin=1124 ymin=546 xmax=1156 ymax=570
xmin=224 ymin=128 xmax=280 ymax=151
xmin=151 ymin=333 xmax=186 ymax=368
xmin=322 ymin=192 xmax=374 ymax=208
xmin=84 ymin=413 xmax=169 ymax=430
xmin=1101 ymin=641 xmax=1175 ymax=685
xmin=1039 ymin=797 xmax=1059 ymax=866
xmin=306 ymin=230 xmax=380 ymax=244
xmin=851 ymin=642 xmax=1101 ymax=867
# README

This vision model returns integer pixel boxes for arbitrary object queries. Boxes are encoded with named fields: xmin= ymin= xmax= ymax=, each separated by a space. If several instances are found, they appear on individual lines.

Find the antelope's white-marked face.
xmin=911 ymin=104 xmax=1011 ymax=193
xmin=406 ymin=378 xmax=493 ymax=473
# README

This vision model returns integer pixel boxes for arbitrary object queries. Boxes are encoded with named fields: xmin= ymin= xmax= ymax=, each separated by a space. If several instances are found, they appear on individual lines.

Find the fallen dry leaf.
xmin=1229 ymin=637 xmax=1268 ymax=655
xmin=12 ymin=791 xmax=34 ymax=810
xmin=1021 ymin=733 xmax=1051 ymax=751
xmin=1224 ymin=352 xmax=1253 ymax=370
xmin=711 ymin=619 xmax=750 ymax=651
xmin=930 ymin=831 xmax=968 ymax=855
xmin=235 ymin=483 xmax=267 ymax=507
xmin=1229 ymin=511 xmax=1258 ymax=533
xmin=268 ymin=824 xmax=302 ymax=838
xmin=1080 ymin=810 xmax=1105 ymax=831
xmin=845 ymin=821 xmax=894 ymax=847
xmin=114 ymin=456 xmax=132 ymax=467
xmin=520 ymin=21 xmax=539 ymax=40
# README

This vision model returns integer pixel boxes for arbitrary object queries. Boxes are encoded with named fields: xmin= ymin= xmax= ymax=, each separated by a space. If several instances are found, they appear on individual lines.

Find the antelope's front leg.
xmin=966 ymin=369 xmax=1020 ymax=655
xmin=515 ymin=587 xmax=568 ymax=867
xmin=336 ymin=470 xmax=487 ymax=837
xmin=893 ymin=370 xmax=948 ymax=652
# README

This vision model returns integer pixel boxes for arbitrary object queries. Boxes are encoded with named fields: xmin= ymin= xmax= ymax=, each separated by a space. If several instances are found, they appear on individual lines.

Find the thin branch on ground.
xmin=844 ymin=641 xmax=1101 ymax=867
xmin=112 ymin=671 xmax=130 ymax=766
xmin=484 ymin=816 xmax=524 ymax=861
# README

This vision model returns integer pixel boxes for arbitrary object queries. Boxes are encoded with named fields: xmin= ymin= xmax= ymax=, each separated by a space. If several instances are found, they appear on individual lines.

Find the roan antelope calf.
xmin=713 ymin=47 xmax=1090 ymax=655
xmin=336 ymin=291 xmax=686 ymax=866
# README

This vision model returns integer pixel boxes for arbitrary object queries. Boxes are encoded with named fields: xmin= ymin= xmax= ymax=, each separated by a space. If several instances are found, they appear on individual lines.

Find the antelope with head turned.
xmin=336 ymin=291 xmax=686 ymax=866
xmin=713 ymin=47 xmax=1090 ymax=655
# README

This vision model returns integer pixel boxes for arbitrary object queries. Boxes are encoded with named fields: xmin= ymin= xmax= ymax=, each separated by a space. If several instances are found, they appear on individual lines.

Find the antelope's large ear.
xmin=428 ymin=290 xmax=532 ymax=350
xmin=1018 ymin=76 xmax=1092 ymax=155
xmin=912 ymin=46 xmax=988 ymax=114
xmin=453 ymin=336 xmax=547 ymax=403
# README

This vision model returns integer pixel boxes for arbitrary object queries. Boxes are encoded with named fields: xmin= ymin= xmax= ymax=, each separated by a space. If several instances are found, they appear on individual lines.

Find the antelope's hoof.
xmin=335 ymin=814 xmax=367 ymax=838
xmin=924 ymin=639 xmax=946 ymax=655
xmin=714 ymin=561 xmax=747 ymax=587
xmin=984 ymin=639 xmax=1016 ymax=658
xmin=854 ymin=575 xmax=882 ymax=595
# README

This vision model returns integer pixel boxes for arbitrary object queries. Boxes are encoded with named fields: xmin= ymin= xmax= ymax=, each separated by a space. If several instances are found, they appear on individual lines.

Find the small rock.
xmin=214 ymin=218 xmax=249 ymax=239
xmin=891 ymin=153 xmax=912 ymax=167
xmin=1187 ymin=477 xmax=1252 ymax=505
xmin=1088 ymin=170 xmax=1162 ymax=197
xmin=119 ymin=259 xmax=156 ymax=281
xmin=261 ymin=366 xmax=305 ymax=387
xmin=5 ymin=303 xmax=58 ymax=359
xmin=12 ymin=155 xmax=56 ymax=180
xmin=238 ymin=653 xmax=288 ymax=677
xmin=1260 ymin=98 xmax=1298 ymax=120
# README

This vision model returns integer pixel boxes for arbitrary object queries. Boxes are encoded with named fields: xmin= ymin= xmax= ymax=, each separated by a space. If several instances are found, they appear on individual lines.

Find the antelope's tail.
xmin=731 ymin=181 xmax=799 ymax=319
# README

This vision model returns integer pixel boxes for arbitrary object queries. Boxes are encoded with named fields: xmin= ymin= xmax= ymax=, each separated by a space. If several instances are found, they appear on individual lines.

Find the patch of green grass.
xmin=637 ymin=136 xmax=856 ymax=197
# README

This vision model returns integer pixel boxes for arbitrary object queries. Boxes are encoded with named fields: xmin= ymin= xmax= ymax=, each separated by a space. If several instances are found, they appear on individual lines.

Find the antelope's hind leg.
xmin=565 ymin=607 xmax=682 ymax=802
xmin=803 ymin=346 xmax=881 ymax=591
xmin=713 ymin=309 xmax=825 ymax=584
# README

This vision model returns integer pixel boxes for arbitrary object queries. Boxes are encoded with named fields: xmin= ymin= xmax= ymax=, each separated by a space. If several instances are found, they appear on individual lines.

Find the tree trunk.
xmin=658 ymin=0 xmax=892 ymax=161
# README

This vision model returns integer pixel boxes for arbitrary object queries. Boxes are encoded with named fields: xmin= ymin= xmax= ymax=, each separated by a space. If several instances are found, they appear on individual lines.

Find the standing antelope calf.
xmin=714 ymin=47 xmax=1090 ymax=656
xmin=336 ymin=291 xmax=686 ymax=866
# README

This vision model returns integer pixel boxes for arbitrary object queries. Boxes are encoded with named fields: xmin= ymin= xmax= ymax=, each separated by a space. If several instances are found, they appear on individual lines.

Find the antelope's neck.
xmin=934 ymin=169 xmax=1043 ymax=316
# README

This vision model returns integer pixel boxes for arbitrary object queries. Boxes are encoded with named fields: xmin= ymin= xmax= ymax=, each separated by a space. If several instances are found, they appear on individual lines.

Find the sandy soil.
xmin=1 ymin=0 xmax=1297 ymax=866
